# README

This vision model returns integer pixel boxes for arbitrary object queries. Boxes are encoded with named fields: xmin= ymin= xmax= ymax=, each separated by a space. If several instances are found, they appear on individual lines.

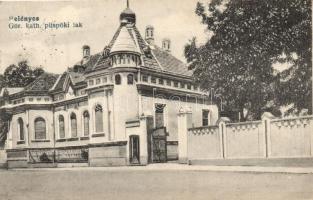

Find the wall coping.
xmin=271 ymin=115 xmax=313 ymax=122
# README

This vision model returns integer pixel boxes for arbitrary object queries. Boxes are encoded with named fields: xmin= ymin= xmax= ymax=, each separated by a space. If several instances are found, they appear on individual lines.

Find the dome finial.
xmin=127 ymin=0 xmax=129 ymax=8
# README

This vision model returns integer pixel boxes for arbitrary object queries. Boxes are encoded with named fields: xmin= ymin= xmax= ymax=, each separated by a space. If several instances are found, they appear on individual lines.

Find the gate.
xmin=151 ymin=127 xmax=167 ymax=163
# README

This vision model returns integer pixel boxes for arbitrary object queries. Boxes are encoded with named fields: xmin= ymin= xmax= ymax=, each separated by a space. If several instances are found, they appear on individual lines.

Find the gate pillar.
xmin=177 ymin=108 xmax=192 ymax=164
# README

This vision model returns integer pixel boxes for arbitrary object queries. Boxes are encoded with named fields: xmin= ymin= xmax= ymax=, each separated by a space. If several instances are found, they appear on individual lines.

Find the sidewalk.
xmin=5 ymin=163 xmax=313 ymax=174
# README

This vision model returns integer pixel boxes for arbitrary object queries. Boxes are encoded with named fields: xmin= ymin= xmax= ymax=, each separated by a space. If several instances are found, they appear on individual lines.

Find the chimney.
xmin=145 ymin=25 xmax=154 ymax=45
xmin=162 ymin=38 xmax=171 ymax=53
xmin=82 ymin=45 xmax=90 ymax=58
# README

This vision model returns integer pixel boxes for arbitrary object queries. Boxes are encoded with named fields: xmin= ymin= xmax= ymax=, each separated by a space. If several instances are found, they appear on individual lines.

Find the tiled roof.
xmin=53 ymin=72 xmax=67 ymax=92
xmin=24 ymin=73 xmax=59 ymax=91
xmin=0 ymin=87 xmax=24 ymax=96
xmin=68 ymin=71 xmax=85 ymax=85
xmin=83 ymin=53 xmax=102 ymax=72
xmin=110 ymin=26 xmax=140 ymax=54
xmin=80 ymin=24 xmax=192 ymax=77
xmin=152 ymin=46 xmax=193 ymax=76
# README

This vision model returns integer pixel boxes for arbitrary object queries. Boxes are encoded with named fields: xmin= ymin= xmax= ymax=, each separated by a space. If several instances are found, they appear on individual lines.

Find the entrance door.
xmin=152 ymin=127 xmax=167 ymax=162
xmin=151 ymin=104 xmax=167 ymax=163
xmin=129 ymin=135 xmax=140 ymax=164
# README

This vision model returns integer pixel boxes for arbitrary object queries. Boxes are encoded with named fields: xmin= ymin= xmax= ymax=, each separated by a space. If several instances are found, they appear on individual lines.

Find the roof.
xmin=0 ymin=87 xmax=24 ymax=97
xmin=24 ymin=73 xmax=59 ymax=91
xmin=84 ymin=24 xmax=192 ymax=77
xmin=110 ymin=26 xmax=141 ymax=54
xmin=152 ymin=46 xmax=192 ymax=76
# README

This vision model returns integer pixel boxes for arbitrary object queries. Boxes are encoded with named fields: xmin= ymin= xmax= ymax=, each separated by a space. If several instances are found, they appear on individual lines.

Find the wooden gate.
xmin=151 ymin=127 xmax=167 ymax=163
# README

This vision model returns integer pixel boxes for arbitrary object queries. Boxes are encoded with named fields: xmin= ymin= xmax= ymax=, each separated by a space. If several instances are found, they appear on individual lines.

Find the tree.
xmin=3 ymin=60 xmax=45 ymax=87
xmin=185 ymin=0 xmax=312 ymax=120
xmin=0 ymin=61 xmax=45 ymax=147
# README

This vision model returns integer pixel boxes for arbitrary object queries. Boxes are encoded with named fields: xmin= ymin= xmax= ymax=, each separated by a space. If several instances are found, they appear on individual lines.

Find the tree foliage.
xmin=3 ymin=60 xmax=45 ymax=88
xmin=0 ymin=60 xmax=45 ymax=147
xmin=185 ymin=0 xmax=312 ymax=120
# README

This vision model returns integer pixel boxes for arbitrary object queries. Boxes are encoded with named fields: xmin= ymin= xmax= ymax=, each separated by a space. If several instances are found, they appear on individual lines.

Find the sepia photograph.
xmin=0 ymin=0 xmax=312 ymax=199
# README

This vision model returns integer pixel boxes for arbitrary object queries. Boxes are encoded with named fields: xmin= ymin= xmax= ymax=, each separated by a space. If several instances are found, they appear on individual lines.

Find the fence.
xmin=177 ymin=111 xmax=313 ymax=163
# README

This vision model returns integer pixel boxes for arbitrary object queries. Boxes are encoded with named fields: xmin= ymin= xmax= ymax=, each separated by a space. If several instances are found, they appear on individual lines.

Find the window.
xmin=70 ymin=113 xmax=77 ymax=137
xmin=174 ymin=81 xmax=179 ymax=87
xmin=180 ymin=82 xmax=185 ymax=89
xmin=36 ymin=97 xmax=41 ymax=101
xmin=142 ymin=75 xmax=148 ymax=82
xmin=166 ymin=80 xmax=171 ymax=86
xmin=58 ymin=115 xmax=65 ymax=138
xmin=127 ymin=55 xmax=131 ymax=64
xmin=158 ymin=78 xmax=164 ymax=85
xmin=202 ymin=110 xmax=210 ymax=126
xmin=95 ymin=105 xmax=103 ymax=133
xmin=96 ymin=78 xmax=101 ymax=84
xmin=34 ymin=117 xmax=46 ymax=140
xmin=187 ymin=84 xmax=191 ymax=90
xmin=29 ymin=98 xmax=34 ymax=102
xmin=59 ymin=94 xmax=64 ymax=100
xmin=103 ymin=76 xmax=107 ymax=83
xmin=18 ymin=118 xmax=24 ymax=141
xmin=115 ymin=74 xmax=121 ymax=85
xmin=151 ymin=77 xmax=156 ymax=84
xmin=83 ymin=111 xmax=90 ymax=136
xmin=127 ymin=74 xmax=134 ymax=85
xmin=89 ymin=80 xmax=94 ymax=86
xmin=122 ymin=54 xmax=126 ymax=64
xmin=44 ymin=97 xmax=50 ymax=102
xmin=118 ymin=55 xmax=121 ymax=64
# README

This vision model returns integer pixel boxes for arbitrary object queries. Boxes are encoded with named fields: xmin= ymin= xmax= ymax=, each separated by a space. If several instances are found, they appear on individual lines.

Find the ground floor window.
xmin=70 ymin=113 xmax=77 ymax=137
xmin=59 ymin=115 xmax=65 ymax=138
xmin=18 ymin=118 xmax=24 ymax=141
xmin=83 ymin=111 xmax=90 ymax=136
xmin=34 ymin=117 xmax=46 ymax=140
xmin=95 ymin=105 xmax=103 ymax=133
xmin=202 ymin=110 xmax=210 ymax=126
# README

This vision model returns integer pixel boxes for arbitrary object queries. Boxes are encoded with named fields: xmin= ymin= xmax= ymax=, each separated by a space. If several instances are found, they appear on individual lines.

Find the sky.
xmin=0 ymin=0 xmax=210 ymax=74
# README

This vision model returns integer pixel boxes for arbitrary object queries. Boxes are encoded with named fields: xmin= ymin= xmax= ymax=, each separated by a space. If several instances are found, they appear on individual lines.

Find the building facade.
xmin=0 ymin=4 xmax=218 ymax=168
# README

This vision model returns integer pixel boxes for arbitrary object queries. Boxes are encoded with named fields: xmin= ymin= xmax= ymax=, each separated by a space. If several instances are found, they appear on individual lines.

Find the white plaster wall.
xmin=141 ymin=95 xmax=219 ymax=141
xmin=113 ymin=73 xmax=139 ymax=141
xmin=28 ymin=110 xmax=54 ymax=148
xmin=188 ymin=126 xmax=221 ymax=160
xmin=10 ymin=112 xmax=28 ymax=149
xmin=225 ymin=122 xmax=264 ymax=158
xmin=270 ymin=117 xmax=313 ymax=157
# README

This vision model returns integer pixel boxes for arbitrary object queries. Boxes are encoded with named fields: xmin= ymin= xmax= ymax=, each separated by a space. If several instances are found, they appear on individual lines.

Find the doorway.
xmin=129 ymin=135 xmax=140 ymax=164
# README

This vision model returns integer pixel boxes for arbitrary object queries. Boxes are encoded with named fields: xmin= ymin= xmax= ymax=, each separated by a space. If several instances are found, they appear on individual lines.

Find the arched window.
xmin=95 ymin=105 xmax=103 ymax=133
xmin=115 ymin=74 xmax=121 ymax=85
xmin=70 ymin=113 xmax=77 ymax=137
xmin=18 ymin=118 xmax=24 ymax=141
xmin=83 ymin=111 xmax=90 ymax=136
xmin=34 ymin=117 xmax=46 ymax=140
xmin=127 ymin=74 xmax=134 ymax=85
xmin=58 ymin=115 xmax=65 ymax=138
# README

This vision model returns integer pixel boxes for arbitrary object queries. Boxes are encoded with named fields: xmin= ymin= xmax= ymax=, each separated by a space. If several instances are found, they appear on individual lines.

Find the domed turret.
xmin=120 ymin=0 xmax=136 ymax=25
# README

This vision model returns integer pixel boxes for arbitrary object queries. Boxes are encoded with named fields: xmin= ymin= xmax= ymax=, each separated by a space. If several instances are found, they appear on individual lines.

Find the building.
xmin=0 ymin=2 xmax=218 ymax=168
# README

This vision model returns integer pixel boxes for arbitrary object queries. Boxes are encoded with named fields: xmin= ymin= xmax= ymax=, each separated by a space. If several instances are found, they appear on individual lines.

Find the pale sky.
xmin=0 ymin=0 xmax=210 ymax=74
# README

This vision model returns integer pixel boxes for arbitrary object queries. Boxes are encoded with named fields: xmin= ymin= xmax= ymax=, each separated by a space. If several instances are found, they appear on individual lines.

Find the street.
xmin=0 ymin=167 xmax=313 ymax=200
